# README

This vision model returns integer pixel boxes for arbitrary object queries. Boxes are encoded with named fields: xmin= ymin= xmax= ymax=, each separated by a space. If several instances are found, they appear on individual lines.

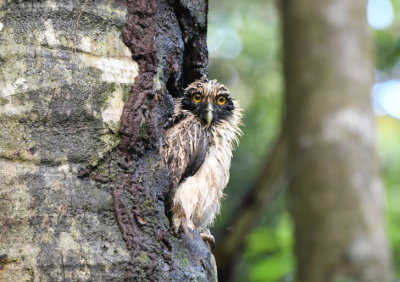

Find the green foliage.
xmin=209 ymin=0 xmax=292 ymax=280
xmin=378 ymin=117 xmax=400 ymax=279
xmin=242 ymin=213 xmax=295 ymax=282
xmin=373 ymin=0 xmax=400 ymax=70
xmin=209 ymin=0 xmax=283 ymax=230
xmin=374 ymin=1 xmax=400 ymax=280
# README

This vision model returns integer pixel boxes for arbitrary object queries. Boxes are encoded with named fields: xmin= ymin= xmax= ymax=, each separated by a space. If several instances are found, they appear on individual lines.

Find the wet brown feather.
xmin=160 ymin=79 xmax=242 ymax=231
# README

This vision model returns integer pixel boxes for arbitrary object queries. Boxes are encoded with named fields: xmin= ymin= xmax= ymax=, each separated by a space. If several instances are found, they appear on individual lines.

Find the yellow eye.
xmin=192 ymin=94 xmax=202 ymax=103
xmin=217 ymin=96 xmax=226 ymax=106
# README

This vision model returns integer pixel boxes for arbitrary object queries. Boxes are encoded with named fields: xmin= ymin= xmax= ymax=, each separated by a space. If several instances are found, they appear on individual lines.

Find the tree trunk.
xmin=0 ymin=0 xmax=216 ymax=281
xmin=282 ymin=0 xmax=391 ymax=281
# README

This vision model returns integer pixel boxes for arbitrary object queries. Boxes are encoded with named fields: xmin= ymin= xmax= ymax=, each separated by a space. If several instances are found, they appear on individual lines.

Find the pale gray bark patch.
xmin=0 ymin=0 xmax=134 ymax=280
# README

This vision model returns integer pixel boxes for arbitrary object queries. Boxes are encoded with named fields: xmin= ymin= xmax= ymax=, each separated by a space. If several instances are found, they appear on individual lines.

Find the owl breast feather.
xmin=161 ymin=113 xmax=235 ymax=230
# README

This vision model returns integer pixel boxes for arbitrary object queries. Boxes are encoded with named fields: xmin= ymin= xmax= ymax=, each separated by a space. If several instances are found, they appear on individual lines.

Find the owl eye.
xmin=217 ymin=96 xmax=226 ymax=106
xmin=192 ymin=94 xmax=202 ymax=103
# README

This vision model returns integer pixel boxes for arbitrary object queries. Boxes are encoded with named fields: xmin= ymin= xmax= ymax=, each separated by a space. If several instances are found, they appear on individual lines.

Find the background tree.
xmin=282 ymin=0 xmax=391 ymax=280
xmin=209 ymin=0 xmax=397 ymax=281
xmin=0 ymin=0 xmax=216 ymax=280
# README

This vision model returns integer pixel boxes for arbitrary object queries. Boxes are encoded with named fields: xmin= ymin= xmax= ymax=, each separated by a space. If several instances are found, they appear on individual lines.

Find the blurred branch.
xmin=214 ymin=127 xmax=289 ymax=279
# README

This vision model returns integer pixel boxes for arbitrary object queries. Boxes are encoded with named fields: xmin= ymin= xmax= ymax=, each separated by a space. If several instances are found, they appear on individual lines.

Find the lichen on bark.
xmin=0 ymin=0 xmax=216 ymax=281
xmin=0 ymin=0 xmax=137 ymax=280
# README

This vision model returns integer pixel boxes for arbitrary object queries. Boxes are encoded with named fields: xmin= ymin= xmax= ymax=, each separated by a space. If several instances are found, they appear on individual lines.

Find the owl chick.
xmin=161 ymin=79 xmax=242 ymax=244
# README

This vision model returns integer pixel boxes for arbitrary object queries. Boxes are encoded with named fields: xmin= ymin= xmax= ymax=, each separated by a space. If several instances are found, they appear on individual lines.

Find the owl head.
xmin=181 ymin=79 xmax=237 ymax=128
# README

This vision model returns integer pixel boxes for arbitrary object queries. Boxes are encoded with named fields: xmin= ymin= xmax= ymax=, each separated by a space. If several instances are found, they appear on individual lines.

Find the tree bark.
xmin=282 ymin=0 xmax=391 ymax=281
xmin=0 ymin=0 xmax=216 ymax=281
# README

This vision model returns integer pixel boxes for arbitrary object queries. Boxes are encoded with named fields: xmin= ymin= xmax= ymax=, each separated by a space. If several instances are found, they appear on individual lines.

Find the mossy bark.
xmin=0 ymin=0 xmax=216 ymax=281
xmin=282 ymin=0 xmax=391 ymax=281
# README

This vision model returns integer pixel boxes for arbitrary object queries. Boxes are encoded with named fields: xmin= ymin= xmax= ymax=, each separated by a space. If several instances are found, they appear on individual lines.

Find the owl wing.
xmin=162 ymin=115 xmax=209 ymax=191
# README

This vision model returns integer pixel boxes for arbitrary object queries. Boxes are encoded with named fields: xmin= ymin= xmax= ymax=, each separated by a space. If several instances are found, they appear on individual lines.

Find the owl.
xmin=161 ymin=79 xmax=242 ymax=245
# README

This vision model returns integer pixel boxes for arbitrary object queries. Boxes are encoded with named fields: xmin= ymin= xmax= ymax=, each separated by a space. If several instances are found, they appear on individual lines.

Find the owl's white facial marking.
xmin=206 ymin=103 xmax=214 ymax=128
xmin=206 ymin=81 xmax=213 ymax=96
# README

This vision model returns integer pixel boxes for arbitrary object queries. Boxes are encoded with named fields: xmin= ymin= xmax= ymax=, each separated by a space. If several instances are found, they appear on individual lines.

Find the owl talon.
xmin=200 ymin=228 xmax=215 ymax=249
xmin=172 ymin=216 xmax=195 ymax=235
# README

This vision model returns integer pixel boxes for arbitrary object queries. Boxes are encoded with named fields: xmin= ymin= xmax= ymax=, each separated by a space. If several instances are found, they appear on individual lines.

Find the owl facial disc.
xmin=181 ymin=79 xmax=236 ymax=129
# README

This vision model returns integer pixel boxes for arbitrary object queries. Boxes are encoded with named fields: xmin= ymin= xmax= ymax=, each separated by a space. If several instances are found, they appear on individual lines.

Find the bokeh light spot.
xmin=367 ymin=0 xmax=394 ymax=30
xmin=373 ymin=80 xmax=400 ymax=119
xmin=208 ymin=27 xmax=243 ymax=60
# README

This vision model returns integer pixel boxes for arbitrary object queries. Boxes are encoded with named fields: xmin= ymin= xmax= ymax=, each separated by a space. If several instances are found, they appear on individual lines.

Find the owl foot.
xmin=173 ymin=216 xmax=195 ymax=235
xmin=200 ymin=228 xmax=215 ymax=249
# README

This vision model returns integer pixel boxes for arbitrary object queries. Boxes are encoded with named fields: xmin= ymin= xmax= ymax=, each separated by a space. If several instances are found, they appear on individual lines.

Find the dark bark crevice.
xmin=109 ymin=0 xmax=215 ymax=280
xmin=170 ymin=0 xmax=209 ymax=96
xmin=113 ymin=1 xmax=165 ymax=277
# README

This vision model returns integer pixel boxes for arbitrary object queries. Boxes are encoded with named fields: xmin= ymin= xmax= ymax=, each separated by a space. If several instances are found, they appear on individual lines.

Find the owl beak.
xmin=206 ymin=103 xmax=214 ymax=128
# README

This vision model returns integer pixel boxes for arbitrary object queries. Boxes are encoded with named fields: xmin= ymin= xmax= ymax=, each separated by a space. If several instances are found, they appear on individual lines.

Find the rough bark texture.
xmin=282 ymin=0 xmax=391 ymax=281
xmin=0 ymin=0 xmax=216 ymax=281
